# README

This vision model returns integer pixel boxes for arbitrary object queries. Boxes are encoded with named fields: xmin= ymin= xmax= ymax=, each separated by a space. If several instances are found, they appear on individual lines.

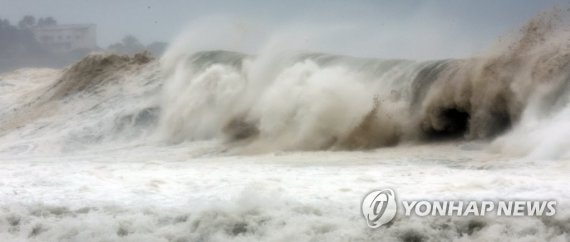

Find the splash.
xmin=158 ymin=10 xmax=570 ymax=157
xmin=0 ymin=10 xmax=569 ymax=159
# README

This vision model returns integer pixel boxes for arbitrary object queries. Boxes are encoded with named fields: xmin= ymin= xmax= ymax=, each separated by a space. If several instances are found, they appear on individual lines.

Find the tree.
xmin=108 ymin=35 xmax=145 ymax=54
xmin=0 ymin=17 xmax=44 ymax=59
xmin=0 ymin=18 xmax=13 ymax=30
xmin=37 ymin=17 xmax=57 ymax=27
xmin=122 ymin=35 xmax=142 ymax=48
xmin=0 ymin=16 xmax=92 ymax=72
xmin=146 ymin=41 xmax=167 ymax=56
xmin=18 ymin=15 xmax=36 ymax=29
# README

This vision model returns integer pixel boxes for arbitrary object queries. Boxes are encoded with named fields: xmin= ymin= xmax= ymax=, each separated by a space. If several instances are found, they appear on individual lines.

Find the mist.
xmin=0 ymin=0 xmax=565 ymax=73
xmin=1 ymin=1 xmax=570 ymax=242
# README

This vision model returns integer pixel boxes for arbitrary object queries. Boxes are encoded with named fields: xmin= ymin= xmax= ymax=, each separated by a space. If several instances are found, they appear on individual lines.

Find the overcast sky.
xmin=0 ymin=0 xmax=566 ymax=59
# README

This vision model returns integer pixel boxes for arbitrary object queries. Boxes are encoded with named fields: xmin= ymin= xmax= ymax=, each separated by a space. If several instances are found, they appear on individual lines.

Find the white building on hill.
xmin=32 ymin=24 xmax=97 ymax=52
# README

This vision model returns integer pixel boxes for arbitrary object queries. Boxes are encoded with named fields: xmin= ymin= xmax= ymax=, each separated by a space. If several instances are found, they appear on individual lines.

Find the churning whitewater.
xmin=0 ymin=10 xmax=569 ymax=242
xmin=158 ymin=12 xmax=570 ymax=157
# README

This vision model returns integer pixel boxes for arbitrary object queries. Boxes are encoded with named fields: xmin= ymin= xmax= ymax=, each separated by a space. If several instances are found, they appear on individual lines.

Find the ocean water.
xmin=0 ymin=11 xmax=569 ymax=242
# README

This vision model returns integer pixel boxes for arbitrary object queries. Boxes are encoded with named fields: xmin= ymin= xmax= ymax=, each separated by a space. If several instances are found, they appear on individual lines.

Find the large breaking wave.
xmin=1 ymin=11 xmax=569 ymax=159
xmin=1 ymin=9 xmax=570 ymax=242
xmin=157 ymin=12 xmax=570 ymax=157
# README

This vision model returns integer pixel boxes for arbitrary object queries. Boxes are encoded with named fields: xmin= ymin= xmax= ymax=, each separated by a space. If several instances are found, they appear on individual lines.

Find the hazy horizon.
xmin=1 ymin=2 xmax=570 ymax=241
xmin=0 ymin=0 xmax=566 ymax=59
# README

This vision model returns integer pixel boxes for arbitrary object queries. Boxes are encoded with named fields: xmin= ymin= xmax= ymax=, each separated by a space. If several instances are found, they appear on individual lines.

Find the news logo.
xmin=361 ymin=189 xmax=557 ymax=228
xmin=361 ymin=189 xmax=398 ymax=228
